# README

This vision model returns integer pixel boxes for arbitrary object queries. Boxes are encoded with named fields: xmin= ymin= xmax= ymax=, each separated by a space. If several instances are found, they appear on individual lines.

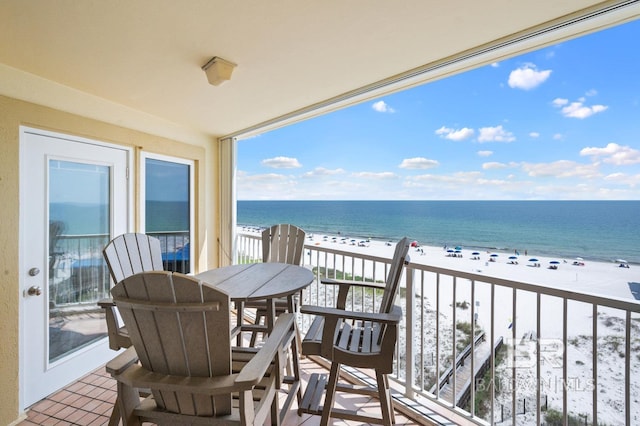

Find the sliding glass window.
xmin=141 ymin=153 xmax=194 ymax=274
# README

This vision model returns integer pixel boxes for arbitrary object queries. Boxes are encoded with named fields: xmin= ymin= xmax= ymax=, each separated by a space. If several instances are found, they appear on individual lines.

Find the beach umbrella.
xmin=509 ymin=256 xmax=518 ymax=259
xmin=615 ymin=259 xmax=628 ymax=264
xmin=550 ymin=260 xmax=560 ymax=265
xmin=576 ymin=257 xmax=584 ymax=261
xmin=472 ymin=252 xmax=480 ymax=256
xmin=455 ymin=246 xmax=462 ymax=251
xmin=490 ymin=253 xmax=499 ymax=257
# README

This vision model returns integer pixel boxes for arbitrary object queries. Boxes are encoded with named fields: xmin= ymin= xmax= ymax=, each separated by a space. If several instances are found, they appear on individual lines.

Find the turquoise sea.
xmin=238 ymin=200 xmax=640 ymax=264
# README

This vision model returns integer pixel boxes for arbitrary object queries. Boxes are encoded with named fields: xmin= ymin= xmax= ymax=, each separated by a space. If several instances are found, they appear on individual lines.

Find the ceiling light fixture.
xmin=202 ymin=56 xmax=237 ymax=86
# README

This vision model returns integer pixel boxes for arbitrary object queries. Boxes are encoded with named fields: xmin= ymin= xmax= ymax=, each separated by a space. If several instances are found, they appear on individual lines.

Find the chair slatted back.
xmin=376 ymin=237 xmax=410 ymax=345
xmin=112 ymin=271 xmax=232 ymax=416
xmin=378 ymin=236 xmax=411 ymax=315
xmin=103 ymin=233 xmax=163 ymax=283
xmin=262 ymin=224 xmax=306 ymax=265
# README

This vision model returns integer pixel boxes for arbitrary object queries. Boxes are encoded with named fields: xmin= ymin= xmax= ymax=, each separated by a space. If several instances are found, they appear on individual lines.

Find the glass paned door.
xmin=20 ymin=128 xmax=129 ymax=409
xmin=48 ymin=160 xmax=111 ymax=361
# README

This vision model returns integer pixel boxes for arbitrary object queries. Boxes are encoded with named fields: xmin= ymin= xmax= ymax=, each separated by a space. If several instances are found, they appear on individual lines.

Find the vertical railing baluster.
xmin=592 ymin=303 xmax=598 ymax=426
xmin=420 ymin=270 xmax=425 ymax=393
xmin=436 ymin=272 xmax=441 ymax=400
xmin=511 ymin=288 xmax=517 ymax=426
xmin=490 ymin=283 xmax=495 ymax=425
xmin=470 ymin=279 xmax=476 ymax=418
xmin=452 ymin=275 xmax=457 ymax=408
xmin=372 ymin=261 xmax=377 ymax=309
xmin=625 ymin=310 xmax=631 ymax=425
xmin=563 ymin=298 xmax=568 ymax=426
xmin=405 ymin=266 xmax=415 ymax=399
xmin=536 ymin=293 xmax=541 ymax=426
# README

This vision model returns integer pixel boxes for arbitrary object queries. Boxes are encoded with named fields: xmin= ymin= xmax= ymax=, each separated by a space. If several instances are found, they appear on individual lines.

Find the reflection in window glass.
xmin=48 ymin=160 xmax=110 ymax=362
xmin=145 ymin=158 xmax=191 ymax=273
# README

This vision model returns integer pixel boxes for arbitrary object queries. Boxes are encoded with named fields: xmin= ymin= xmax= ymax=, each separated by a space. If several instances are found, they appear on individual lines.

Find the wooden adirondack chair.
xmin=299 ymin=237 xmax=411 ymax=425
xmin=99 ymin=233 xmax=164 ymax=351
xmin=241 ymin=224 xmax=306 ymax=346
xmin=106 ymin=271 xmax=295 ymax=426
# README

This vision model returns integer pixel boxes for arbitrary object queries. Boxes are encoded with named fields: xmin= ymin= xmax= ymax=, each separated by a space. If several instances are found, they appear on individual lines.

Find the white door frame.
xmin=18 ymin=126 xmax=133 ymax=410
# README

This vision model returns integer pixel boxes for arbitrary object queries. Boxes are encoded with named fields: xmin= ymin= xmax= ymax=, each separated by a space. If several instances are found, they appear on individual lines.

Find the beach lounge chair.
xmin=106 ymin=271 xmax=294 ymax=425
xmin=298 ymin=237 xmax=410 ymax=425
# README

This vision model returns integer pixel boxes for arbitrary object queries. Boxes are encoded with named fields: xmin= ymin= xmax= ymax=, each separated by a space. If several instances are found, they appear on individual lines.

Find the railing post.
xmin=404 ymin=266 xmax=415 ymax=399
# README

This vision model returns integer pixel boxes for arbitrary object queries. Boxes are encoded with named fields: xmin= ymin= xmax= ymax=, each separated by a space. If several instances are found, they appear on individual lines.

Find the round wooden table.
xmin=196 ymin=262 xmax=313 ymax=421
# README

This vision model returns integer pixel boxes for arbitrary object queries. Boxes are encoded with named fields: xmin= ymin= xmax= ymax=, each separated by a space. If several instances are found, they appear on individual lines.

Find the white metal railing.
xmin=236 ymin=230 xmax=640 ymax=425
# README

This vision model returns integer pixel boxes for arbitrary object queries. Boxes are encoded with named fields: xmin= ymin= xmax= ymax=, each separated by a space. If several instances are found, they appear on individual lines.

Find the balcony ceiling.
xmin=0 ymin=1 xmax=633 ymax=140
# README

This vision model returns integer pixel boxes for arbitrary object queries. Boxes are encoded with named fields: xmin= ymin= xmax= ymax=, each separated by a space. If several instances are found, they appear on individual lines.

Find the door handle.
xmin=27 ymin=286 xmax=43 ymax=296
xmin=29 ymin=267 xmax=40 ymax=276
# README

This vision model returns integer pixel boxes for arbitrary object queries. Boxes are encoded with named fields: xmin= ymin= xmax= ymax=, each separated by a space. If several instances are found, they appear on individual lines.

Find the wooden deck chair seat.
xmin=106 ymin=271 xmax=295 ymax=426
xmin=299 ymin=237 xmax=410 ymax=425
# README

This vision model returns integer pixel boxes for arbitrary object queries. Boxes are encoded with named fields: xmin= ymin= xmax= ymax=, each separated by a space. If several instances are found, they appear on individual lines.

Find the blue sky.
xmin=237 ymin=20 xmax=640 ymax=201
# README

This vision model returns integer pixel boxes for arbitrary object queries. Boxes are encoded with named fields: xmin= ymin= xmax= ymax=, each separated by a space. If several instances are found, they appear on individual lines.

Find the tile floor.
xmin=19 ymin=356 xmax=423 ymax=425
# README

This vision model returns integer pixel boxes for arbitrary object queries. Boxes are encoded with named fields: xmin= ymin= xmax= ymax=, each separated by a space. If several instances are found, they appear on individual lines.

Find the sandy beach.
xmin=240 ymin=228 xmax=639 ymax=423
xmin=290 ymin=232 xmax=640 ymax=424
xmin=301 ymin=232 xmax=639 ymax=302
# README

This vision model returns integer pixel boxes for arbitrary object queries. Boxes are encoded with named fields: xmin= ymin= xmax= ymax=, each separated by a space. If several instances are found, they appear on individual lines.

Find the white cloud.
xmin=477 ymin=125 xmax=515 ymax=143
xmin=585 ymin=89 xmax=598 ymax=97
xmin=521 ymin=160 xmax=600 ymax=178
xmin=409 ymin=171 xmax=483 ymax=184
xmin=508 ymin=64 xmax=552 ymax=90
xmin=552 ymin=97 xmax=608 ymax=119
xmin=477 ymin=150 xmax=493 ymax=157
xmin=561 ymin=102 xmax=607 ymax=118
xmin=351 ymin=171 xmax=398 ymax=179
xmin=580 ymin=143 xmax=640 ymax=165
xmin=553 ymin=133 xmax=563 ymax=140
xmin=604 ymin=173 xmax=640 ymax=186
xmin=302 ymin=167 xmax=346 ymax=177
xmin=261 ymin=156 xmax=302 ymax=168
xmin=552 ymin=98 xmax=568 ymax=107
xmin=398 ymin=157 xmax=439 ymax=169
xmin=372 ymin=100 xmax=395 ymax=113
xmin=491 ymin=62 xmax=500 ymax=68
xmin=482 ymin=162 xmax=508 ymax=170
xmin=435 ymin=126 xmax=474 ymax=141
xmin=529 ymin=132 xmax=540 ymax=138
xmin=239 ymin=173 xmax=292 ymax=184
xmin=483 ymin=161 xmax=519 ymax=170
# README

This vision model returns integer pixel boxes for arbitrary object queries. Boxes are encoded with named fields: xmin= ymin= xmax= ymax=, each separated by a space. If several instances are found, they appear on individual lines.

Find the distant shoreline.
xmin=237 ymin=200 xmax=640 ymax=265
xmin=238 ymin=226 xmax=639 ymax=302
xmin=238 ymin=222 xmax=638 ymax=266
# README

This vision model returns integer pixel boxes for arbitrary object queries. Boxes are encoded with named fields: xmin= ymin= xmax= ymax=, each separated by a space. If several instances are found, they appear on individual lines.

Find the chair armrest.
xmin=320 ymin=278 xmax=386 ymax=291
xmin=236 ymin=313 xmax=295 ymax=387
xmin=97 ymin=298 xmax=116 ymax=308
xmin=105 ymin=347 xmax=139 ymax=376
xmin=300 ymin=305 xmax=401 ymax=324
xmin=115 ymin=363 xmax=243 ymax=395
xmin=98 ymin=297 xmax=130 ymax=350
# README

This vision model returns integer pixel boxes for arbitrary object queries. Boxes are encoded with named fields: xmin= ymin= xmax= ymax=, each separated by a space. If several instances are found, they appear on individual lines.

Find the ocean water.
xmin=238 ymin=200 xmax=640 ymax=264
